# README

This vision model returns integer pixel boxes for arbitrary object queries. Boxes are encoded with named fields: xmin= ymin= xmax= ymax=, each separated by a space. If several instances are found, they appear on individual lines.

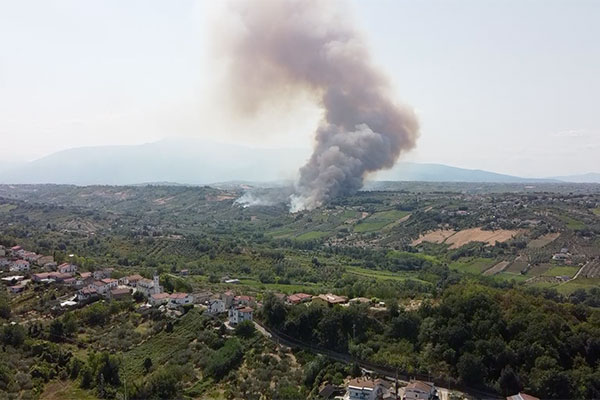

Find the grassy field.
xmin=543 ymin=266 xmax=580 ymax=277
xmin=295 ymin=231 xmax=329 ymax=241
xmin=449 ymin=257 xmax=495 ymax=275
xmin=0 ymin=203 xmax=16 ymax=213
xmin=558 ymin=214 xmax=586 ymax=230
xmin=40 ymin=381 xmax=97 ymax=400
xmin=238 ymin=279 xmax=325 ymax=294
xmin=345 ymin=266 xmax=432 ymax=285
xmin=556 ymin=277 xmax=600 ymax=295
xmin=493 ymin=272 xmax=529 ymax=282
xmin=593 ymin=208 xmax=600 ymax=216
xmin=354 ymin=210 xmax=410 ymax=233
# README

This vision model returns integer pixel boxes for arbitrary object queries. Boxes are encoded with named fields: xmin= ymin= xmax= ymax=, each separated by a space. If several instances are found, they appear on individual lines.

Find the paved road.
xmin=254 ymin=320 xmax=502 ymax=399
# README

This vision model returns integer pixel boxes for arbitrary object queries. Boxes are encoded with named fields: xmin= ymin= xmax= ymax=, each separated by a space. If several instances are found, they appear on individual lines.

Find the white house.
xmin=10 ymin=259 xmax=30 ymax=272
xmin=58 ymin=263 xmax=77 ymax=274
xmin=207 ymin=299 xmax=226 ymax=314
xmin=347 ymin=378 xmax=394 ymax=400
xmin=91 ymin=281 xmax=109 ymax=295
xmin=228 ymin=306 xmax=253 ymax=325
xmin=403 ymin=380 xmax=437 ymax=400
xmin=77 ymin=287 xmax=98 ymax=302
xmin=100 ymin=278 xmax=118 ymax=290
xmin=168 ymin=293 xmax=194 ymax=308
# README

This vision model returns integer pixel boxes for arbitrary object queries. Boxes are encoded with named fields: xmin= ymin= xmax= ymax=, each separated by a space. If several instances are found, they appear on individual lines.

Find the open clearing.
xmin=354 ymin=210 xmax=410 ymax=232
xmin=593 ymin=208 xmax=600 ymax=216
xmin=40 ymin=381 xmax=96 ymax=400
xmin=413 ymin=227 xmax=521 ymax=249
xmin=528 ymin=232 xmax=560 ymax=248
xmin=449 ymin=257 xmax=495 ymax=275
xmin=558 ymin=214 xmax=586 ymax=230
xmin=345 ymin=265 xmax=432 ymax=285
xmin=483 ymin=261 xmax=510 ymax=276
xmin=412 ymin=229 xmax=456 ymax=246
xmin=543 ymin=266 xmax=580 ymax=278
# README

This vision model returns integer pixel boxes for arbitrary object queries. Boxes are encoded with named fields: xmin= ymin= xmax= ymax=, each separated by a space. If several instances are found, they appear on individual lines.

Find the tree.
xmin=143 ymin=357 xmax=153 ymax=374
xmin=0 ymin=294 xmax=10 ymax=320
xmin=234 ymin=320 xmax=256 ymax=339
xmin=48 ymin=319 xmax=65 ymax=342
xmin=457 ymin=353 xmax=485 ymax=385
xmin=262 ymin=293 xmax=287 ymax=328
xmin=1 ymin=323 xmax=25 ymax=347
xmin=498 ymin=366 xmax=521 ymax=396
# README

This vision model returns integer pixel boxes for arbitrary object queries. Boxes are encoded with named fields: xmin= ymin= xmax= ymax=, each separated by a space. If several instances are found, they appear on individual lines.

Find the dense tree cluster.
xmin=262 ymin=283 xmax=600 ymax=398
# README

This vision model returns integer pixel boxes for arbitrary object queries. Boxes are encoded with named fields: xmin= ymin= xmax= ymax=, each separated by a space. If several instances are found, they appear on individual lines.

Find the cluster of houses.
xmin=78 ymin=273 xmax=194 ymax=309
xmin=206 ymin=290 xmax=255 ymax=326
xmin=0 ymin=244 xmax=57 ymax=293
xmin=1 ymin=244 xmax=194 ymax=310
xmin=318 ymin=378 xmax=438 ymax=400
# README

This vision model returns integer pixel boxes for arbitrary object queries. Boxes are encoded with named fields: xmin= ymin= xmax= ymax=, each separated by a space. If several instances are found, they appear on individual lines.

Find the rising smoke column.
xmin=220 ymin=0 xmax=419 ymax=211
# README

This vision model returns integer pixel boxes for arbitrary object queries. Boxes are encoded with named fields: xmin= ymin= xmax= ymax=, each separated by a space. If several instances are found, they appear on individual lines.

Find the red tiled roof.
xmin=237 ymin=306 xmax=253 ymax=313
xmin=151 ymin=293 xmax=170 ymax=300
xmin=348 ymin=378 xmax=376 ymax=390
xmin=111 ymin=288 xmax=130 ymax=295
xmin=170 ymin=292 xmax=190 ymax=299
xmin=406 ymin=380 xmax=434 ymax=393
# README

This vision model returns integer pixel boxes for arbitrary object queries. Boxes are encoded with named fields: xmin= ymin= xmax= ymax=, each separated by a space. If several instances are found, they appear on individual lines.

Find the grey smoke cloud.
xmin=220 ymin=0 xmax=419 ymax=211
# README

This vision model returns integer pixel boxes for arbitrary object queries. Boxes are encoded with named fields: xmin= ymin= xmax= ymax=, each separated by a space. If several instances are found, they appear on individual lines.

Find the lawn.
xmin=449 ymin=257 xmax=495 ymax=275
xmin=543 ymin=266 xmax=580 ymax=278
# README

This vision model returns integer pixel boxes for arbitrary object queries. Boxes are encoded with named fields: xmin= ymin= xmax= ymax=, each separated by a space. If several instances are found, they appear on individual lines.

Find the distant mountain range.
xmin=0 ymin=139 xmax=598 ymax=185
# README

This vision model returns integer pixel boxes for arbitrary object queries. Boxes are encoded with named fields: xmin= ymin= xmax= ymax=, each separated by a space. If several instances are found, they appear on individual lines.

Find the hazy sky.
xmin=0 ymin=0 xmax=598 ymax=177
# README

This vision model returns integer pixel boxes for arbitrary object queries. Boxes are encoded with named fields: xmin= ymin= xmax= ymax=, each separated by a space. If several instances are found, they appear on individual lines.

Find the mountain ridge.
xmin=1 ymin=139 xmax=598 ymax=185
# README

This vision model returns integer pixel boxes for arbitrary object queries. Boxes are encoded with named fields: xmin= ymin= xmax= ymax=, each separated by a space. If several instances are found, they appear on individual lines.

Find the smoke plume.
xmin=220 ymin=0 xmax=419 ymax=211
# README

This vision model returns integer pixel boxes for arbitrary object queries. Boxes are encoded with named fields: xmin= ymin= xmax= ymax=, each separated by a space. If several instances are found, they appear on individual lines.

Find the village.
xmin=1 ymin=242 xmax=546 ymax=400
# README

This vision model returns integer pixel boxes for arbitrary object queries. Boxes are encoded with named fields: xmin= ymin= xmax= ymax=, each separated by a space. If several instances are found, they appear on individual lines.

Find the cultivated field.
xmin=527 ymin=232 xmax=561 ymax=249
xmin=483 ymin=261 xmax=510 ymax=276
xmin=413 ymin=227 xmax=521 ymax=249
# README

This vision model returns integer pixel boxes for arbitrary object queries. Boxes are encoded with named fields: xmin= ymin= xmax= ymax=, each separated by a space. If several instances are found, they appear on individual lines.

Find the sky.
xmin=0 ymin=0 xmax=598 ymax=177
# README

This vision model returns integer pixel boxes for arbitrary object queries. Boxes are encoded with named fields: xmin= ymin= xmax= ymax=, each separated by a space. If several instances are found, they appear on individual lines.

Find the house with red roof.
xmin=9 ymin=259 xmax=30 ymax=272
xmin=286 ymin=293 xmax=313 ymax=305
